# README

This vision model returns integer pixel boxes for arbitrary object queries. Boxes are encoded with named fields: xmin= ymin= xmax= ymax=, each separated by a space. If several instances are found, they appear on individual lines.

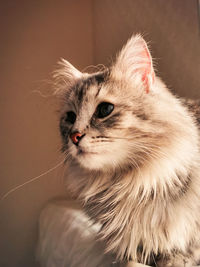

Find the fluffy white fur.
xmin=36 ymin=200 xmax=150 ymax=267
xmin=36 ymin=201 xmax=115 ymax=267
xmin=39 ymin=35 xmax=200 ymax=266
xmin=37 ymin=201 xmax=200 ymax=267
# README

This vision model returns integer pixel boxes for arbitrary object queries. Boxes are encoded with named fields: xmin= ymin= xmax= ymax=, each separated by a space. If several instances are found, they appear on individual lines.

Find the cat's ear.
xmin=53 ymin=58 xmax=82 ymax=96
xmin=111 ymin=34 xmax=155 ymax=93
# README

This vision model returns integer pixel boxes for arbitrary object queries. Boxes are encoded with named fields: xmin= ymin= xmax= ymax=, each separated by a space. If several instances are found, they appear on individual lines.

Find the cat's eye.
xmin=65 ymin=111 xmax=76 ymax=124
xmin=96 ymin=102 xmax=114 ymax=118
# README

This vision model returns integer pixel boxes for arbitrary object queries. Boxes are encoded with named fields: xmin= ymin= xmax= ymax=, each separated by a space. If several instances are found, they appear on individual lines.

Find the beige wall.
xmin=0 ymin=1 xmax=199 ymax=267
xmin=93 ymin=0 xmax=200 ymax=98
xmin=0 ymin=1 xmax=93 ymax=266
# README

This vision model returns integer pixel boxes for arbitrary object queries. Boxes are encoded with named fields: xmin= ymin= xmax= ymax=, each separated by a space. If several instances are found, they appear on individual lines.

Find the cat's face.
xmin=55 ymin=35 xmax=178 ymax=171
xmin=59 ymin=71 xmax=144 ymax=170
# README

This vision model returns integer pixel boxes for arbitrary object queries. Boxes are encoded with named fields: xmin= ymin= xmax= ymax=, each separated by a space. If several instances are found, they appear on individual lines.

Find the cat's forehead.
xmin=69 ymin=70 xmax=118 ymax=105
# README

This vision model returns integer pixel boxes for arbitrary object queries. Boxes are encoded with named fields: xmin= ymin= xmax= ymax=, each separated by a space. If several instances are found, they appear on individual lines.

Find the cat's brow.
xmin=76 ymin=79 xmax=90 ymax=104
xmin=74 ymin=70 xmax=109 ymax=104
xmin=95 ymin=85 xmax=102 ymax=98
xmin=94 ymin=70 xmax=109 ymax=97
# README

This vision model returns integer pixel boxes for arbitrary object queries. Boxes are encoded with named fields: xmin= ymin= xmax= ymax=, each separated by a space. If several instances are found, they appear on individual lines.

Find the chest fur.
xmin=83 ymin=178 xmax=198 ymax=263
xmin=66 ymin=165 xmax=200 ymax=263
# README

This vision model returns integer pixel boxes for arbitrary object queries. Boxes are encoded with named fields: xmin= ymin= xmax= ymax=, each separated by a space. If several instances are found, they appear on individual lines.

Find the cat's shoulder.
xmin=182 ymin=98 xmax=200 ymax=125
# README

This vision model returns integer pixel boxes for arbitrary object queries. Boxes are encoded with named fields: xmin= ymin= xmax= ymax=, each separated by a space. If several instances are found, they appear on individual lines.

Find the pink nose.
xmin=70 ymin=132 xmax=83 ymax=145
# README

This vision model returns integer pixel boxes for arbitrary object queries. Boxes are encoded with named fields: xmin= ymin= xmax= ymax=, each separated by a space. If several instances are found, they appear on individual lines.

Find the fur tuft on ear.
xmin=111 ymin=34 xmax=155 ymax=93
xmin=53 ymin=59 xmax=82 ymax=97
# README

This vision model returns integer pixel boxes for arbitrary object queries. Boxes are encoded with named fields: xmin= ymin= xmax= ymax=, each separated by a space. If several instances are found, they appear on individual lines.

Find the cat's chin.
xmin=75 ymin=151 xmax=114 ymax=171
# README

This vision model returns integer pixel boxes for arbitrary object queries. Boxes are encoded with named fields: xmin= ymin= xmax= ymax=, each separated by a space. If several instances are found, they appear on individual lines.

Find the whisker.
xmin=95 ymin=135 xmax=151 ymax=141
xmin=1 ymin=157 xmax=67 ymax=201
xmin=31 ymin=89 xmax=53 ymax=98
xmin=81 ymin=64 xmax=107 ymax=73
xmin=91 ymin=140 xmax=113 ymax=143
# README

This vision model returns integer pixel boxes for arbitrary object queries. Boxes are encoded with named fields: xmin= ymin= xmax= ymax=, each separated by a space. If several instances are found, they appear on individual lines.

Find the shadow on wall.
xmin=0 ymin=1 xmax=93 ymax=267
xmin=93 ymin=0 xmax=200 ymax=98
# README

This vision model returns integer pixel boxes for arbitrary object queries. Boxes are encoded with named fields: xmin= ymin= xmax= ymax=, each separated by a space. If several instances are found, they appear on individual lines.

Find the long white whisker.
xmin=1 ymin=158 xmax=66 ymax=201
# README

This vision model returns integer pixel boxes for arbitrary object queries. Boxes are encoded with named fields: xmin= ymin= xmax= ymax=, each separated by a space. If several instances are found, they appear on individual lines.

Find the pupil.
xmin=101 ymin=106 xmax=109 ymax=116
xmin=66 ymin=111 xmax=76 ymax=124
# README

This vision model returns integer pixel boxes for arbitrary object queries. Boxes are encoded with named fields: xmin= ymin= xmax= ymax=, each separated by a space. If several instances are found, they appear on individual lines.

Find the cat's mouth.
xmin=77 ymin=147 xmax=98 ymax=156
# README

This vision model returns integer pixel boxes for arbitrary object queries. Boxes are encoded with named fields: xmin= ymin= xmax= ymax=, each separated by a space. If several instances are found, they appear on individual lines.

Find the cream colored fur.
xmin=51 ymin=35 xmax=200 ymax=266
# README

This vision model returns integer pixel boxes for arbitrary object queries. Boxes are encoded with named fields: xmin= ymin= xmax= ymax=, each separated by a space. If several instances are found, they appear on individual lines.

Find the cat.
xmin=53 ymin=34 xmax=200 ymax=266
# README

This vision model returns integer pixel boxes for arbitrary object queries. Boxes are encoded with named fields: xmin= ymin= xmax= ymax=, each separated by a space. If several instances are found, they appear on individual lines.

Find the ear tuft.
xmin=112 ymin=34 xmax=155 ymax=93
xmin=53 ymin=59 xmax=82 ymax=97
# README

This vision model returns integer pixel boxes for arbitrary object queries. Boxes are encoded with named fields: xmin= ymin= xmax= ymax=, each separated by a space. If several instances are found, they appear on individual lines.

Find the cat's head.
xmin=54 ymin=35 xmax=195 ymax=172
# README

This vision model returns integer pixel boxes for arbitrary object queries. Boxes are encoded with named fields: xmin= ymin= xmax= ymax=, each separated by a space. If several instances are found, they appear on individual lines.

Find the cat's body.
xmin=55 ymin=35 xmax=200 ymax=266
